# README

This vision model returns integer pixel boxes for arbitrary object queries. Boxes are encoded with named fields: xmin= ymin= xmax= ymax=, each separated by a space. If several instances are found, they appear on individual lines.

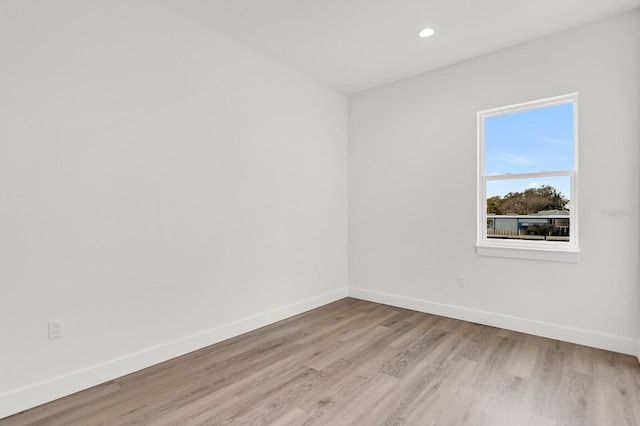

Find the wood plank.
xmin=2 ymin=298 xmax=639 ymax=426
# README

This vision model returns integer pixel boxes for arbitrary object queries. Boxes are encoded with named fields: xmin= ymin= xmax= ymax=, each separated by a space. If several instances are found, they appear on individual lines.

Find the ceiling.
xmin=156 ymin=0 xmax=640 ymax=94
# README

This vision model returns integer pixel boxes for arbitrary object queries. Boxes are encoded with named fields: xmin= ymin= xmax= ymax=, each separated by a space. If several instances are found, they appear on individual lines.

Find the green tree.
xmin=486 ymin=195 xmax=502 ymax=214
xmin=487 ymin=185 xmax=568 ymax=215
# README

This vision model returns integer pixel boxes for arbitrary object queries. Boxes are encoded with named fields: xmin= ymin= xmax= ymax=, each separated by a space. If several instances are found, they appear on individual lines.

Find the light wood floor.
xmin=3 ymin=298 xmax=640 ymax=425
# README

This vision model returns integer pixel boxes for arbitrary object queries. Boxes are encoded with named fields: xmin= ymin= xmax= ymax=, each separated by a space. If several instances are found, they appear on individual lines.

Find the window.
xmin=477 ymin=93 xmax=579 ymax=262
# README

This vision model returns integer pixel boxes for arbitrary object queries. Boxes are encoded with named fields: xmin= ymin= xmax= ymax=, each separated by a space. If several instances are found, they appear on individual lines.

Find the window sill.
xmin=476 ymin=244 xmax=580 ymax=263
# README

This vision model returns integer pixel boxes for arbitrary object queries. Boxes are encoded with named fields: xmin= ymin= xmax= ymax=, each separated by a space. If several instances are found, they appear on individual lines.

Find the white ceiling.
xmin=156 ymin=0 xmax=640 ymax=94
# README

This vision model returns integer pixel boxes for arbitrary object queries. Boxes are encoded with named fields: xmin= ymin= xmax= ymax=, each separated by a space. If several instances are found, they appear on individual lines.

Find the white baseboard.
xmin=348 ymin=287 xmax=638 ymax=357
xmin=0 ymin=287 xmax=348 ymax=420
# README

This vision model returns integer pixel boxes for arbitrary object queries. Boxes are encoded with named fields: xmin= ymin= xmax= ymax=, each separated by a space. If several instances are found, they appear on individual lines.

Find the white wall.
xmin=0 ymin=0 xmax=348 ymax=417
xmin=350 ymin=11 xmax=640 ymax=355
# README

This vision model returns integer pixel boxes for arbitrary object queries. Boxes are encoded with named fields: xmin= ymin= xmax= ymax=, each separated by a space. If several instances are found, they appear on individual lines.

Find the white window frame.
xmin=476 ymin=93 xmax=580 ymax=263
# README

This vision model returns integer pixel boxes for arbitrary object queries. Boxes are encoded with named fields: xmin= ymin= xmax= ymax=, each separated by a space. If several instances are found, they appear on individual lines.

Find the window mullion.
xmin=485 ymin=170 xmax=572 ymax=181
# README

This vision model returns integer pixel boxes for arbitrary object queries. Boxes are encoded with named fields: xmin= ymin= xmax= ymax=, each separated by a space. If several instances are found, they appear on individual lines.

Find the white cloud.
xmin=497 ymin=151 xmax=535 ymax=166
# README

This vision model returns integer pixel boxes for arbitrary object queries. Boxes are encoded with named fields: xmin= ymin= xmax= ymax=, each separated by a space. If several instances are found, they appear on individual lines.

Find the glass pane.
xmin=487 ymin=176 xmax=570 ymax=242
xmin=485 ymin=102 xmax=573 ymax=176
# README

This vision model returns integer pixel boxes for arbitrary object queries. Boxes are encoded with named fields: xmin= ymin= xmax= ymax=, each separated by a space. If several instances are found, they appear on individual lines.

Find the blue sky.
xmin=484 ymin=102 xmax=573 ymax=199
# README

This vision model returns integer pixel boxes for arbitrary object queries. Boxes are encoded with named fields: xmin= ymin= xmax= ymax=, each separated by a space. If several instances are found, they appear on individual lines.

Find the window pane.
xmin=487 ymin=176 xmax=570 ymax=242
xmin=485 ymin=103 xmax=573 ymax=176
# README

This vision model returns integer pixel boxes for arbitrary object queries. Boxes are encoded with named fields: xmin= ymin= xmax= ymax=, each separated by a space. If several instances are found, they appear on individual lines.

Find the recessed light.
xmin=418 ymin=27 xmax=435 ymax=38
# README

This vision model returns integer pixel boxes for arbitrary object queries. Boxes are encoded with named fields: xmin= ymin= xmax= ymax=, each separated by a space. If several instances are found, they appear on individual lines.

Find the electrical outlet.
xmin=457 ymin=276 xmax=466 ymax=288
xmin=49 ymin=320 xmax=63 ymax=339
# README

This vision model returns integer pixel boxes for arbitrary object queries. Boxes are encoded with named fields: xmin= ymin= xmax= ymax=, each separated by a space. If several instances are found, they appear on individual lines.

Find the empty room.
xmin=1 ymin=0 xmax=639 ymax=424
